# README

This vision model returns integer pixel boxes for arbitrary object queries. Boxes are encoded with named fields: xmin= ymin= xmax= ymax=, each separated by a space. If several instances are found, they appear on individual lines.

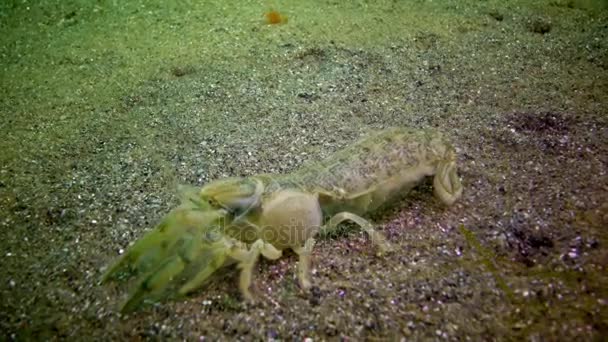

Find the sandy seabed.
xmin=1 ymin=0 xmax=607 ymax=340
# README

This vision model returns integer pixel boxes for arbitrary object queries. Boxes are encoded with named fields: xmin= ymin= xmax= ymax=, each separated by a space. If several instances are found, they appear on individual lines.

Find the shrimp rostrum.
xmin=101 ymin=128 xmax=463 ymax=312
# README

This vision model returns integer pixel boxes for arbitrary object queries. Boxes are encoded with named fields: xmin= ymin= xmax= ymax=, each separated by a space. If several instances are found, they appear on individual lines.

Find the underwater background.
xmin=1 ymin=0 xmax=607 ymax=339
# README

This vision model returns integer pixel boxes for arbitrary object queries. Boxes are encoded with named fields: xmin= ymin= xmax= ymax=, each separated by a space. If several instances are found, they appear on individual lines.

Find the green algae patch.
xmin=458 ymin=224 xmax=514 ymax=301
